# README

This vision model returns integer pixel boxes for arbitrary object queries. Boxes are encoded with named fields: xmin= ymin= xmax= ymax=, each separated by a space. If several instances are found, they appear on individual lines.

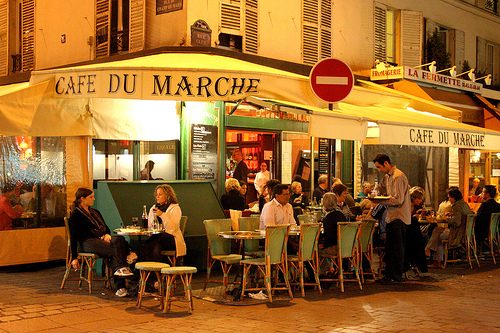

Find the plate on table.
xmin=368 ymin=196 xmax=390 ymax=201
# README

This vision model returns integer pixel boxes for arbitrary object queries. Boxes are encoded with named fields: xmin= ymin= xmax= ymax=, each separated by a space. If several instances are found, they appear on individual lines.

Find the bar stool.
xmin=161 ymin=266 xmax=197 ymax=313
xmin=135 ymin=261 xmax=170 ymax=308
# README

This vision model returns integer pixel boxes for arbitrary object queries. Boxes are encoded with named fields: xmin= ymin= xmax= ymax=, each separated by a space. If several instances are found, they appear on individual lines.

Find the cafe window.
xmin=92 ymin=139 xmax=178 ymax=181
xmin=0 ymin=136 xmax=66 ymax=230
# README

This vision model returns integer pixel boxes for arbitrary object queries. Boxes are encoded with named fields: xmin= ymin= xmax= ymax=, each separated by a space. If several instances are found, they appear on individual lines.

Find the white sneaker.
xmin=249 ymin=291 xmax=268 ymax=300
xmin=114 ymin=267 xmax=134 ymax=277
xmin=115 ymin=288 xmax=128 ymax=297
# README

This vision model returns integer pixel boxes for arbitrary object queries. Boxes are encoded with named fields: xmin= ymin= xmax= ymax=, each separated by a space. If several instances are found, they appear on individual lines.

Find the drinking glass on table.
xmin=131 ymin=217 xmax=139 ymax=228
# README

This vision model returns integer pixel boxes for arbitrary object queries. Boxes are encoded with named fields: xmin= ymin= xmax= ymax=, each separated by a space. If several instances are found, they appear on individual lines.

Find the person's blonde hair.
xmin=290 ymin=181 xmax=302 ymax=193
xmin=322 ymin=192 xmax=338 ymax=212
xmin=225 ymin=178 xmax=240 ymax=192
xmin=154 ymin=184 xmax=178 ymax=205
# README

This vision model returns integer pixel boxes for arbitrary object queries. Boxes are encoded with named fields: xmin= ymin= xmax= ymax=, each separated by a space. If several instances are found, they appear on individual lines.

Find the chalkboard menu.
xmin=156 ymin=0 xmax=183 ymax=15
xmin=318 ymin=138 xmax=330 ymax=174
xmin=191 ymin=124 xmax=218 ymax=180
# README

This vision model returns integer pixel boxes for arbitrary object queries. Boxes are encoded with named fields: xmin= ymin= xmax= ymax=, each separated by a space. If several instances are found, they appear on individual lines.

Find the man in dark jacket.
xmin=475 ymin=185 xmax=500 ymax=252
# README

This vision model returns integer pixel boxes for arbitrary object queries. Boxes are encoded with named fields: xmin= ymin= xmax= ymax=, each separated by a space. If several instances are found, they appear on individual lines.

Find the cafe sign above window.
xmin=53 ymin=70 xmax=260 ymax=101
xmin=370 ymin=66 xmax=483 ymax=94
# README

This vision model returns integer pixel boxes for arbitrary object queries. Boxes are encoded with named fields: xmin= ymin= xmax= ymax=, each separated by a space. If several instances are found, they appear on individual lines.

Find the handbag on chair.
xmin=370 ymin=203 xmax=386 ymax=220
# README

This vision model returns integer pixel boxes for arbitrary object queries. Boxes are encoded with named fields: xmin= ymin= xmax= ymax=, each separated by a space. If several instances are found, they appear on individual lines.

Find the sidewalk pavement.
xmin=0 ymin=259 xmax=499 ymax=333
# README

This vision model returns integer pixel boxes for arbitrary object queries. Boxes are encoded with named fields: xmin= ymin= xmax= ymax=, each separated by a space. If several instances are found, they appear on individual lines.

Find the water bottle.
xmin=371 ymin=181 xmax=379 ymax=197
xmin=141 ymin=205 xmax=148 ymax=229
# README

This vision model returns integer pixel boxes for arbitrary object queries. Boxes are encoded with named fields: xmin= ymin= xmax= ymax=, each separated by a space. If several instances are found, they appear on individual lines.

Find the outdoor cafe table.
xmin=217 ymin=231 xmax=265 ymax=260
xmin=113 ymin=227 xmax=163 ymax=255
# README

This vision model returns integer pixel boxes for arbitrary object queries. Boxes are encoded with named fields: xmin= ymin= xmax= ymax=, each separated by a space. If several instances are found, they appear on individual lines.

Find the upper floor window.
xmin=302 ymin=0 xmax=332 ymax=65
xmin=219 ymin=0 xmax=258 ymax=54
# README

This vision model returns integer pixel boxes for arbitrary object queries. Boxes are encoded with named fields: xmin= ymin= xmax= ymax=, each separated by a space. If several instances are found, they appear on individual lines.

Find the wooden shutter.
xmin=302 ymin=0 xmax=318 ymax=65
xmin=399 ymin=9 xmax=422 ymax=67
xmin=220 ymin=0 xmax=241 ymax=33
xmin=95 ymin=0 xmax=110 ymax=59
xmin=451 ymin=29 xmax=465 ymax=70
xmin=129 ymin=0 xmax=145 ymax=52
xmin=476 ymin=36 xmax=486 ymax=73
xmin=244 ymin=0 xmax=258 ymax=54
xmin=21 ymin=0 xmax=35 ymax=71
xmin=0 ymin=1 xmax=8 ymax=76
xmin=374 ymin=2 xmax=386 ymax=62
xmin=319 ymin=0 xmax=331 ymax=59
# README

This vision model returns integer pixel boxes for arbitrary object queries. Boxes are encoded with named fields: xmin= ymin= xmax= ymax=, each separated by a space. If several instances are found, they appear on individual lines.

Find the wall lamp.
xmin=456 ymin=68 xmax=475 ymax=81
xmin=474 ymin=74 xmax=492 ymax=85
xmin=436 ymin=66 xmax=457 ymax=77
xmin=413 ymin=61 xmax=436 ymax=73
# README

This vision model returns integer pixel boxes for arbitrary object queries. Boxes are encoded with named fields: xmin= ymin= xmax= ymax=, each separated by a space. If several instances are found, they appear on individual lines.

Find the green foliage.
xmin=425 ymin=31 xmax=451 ymax=70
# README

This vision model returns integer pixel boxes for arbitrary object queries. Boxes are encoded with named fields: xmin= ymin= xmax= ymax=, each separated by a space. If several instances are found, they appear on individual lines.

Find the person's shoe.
xmin=114 ymin=267 xmax=134 ymax=277
xmin=377 ymin=276 xmax=401 ymax=285
xmin=115 ymin=288 xmax=128 ymax=297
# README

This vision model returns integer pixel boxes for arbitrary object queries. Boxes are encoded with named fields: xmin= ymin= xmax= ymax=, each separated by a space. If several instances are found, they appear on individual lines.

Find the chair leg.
xmin=240 ymin=264 xmax=248 ymax=299
xmin=339 ymin=258 xmax=344 ymax=293
xmin=490 ymin=236 xmax=496 ymax=265
xmin=163 ymin=274 xmax=175 ymax=313
xmin=180 ymin=273 xmax=194 ymax=313
xmin=283 ymin=264 xmax=293 ymax=300
xmin=60 ymin=265 xmax=71 ymax=289
xmin=203 ymin=256 xmax=213 ymax=291
xmin=299 ymin=261 xmax=305 ymax=298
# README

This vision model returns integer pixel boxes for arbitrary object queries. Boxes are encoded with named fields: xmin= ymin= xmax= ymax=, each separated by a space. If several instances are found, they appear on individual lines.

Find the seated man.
xmin=259 ymin=184 xmax=296 ymax=230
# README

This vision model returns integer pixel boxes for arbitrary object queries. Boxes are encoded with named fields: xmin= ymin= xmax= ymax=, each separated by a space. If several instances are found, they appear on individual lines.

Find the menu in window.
xmin=318 ymin=138 xmax=330 ymax=175
xmin=191 ymin=124 xmax=218 ymax=180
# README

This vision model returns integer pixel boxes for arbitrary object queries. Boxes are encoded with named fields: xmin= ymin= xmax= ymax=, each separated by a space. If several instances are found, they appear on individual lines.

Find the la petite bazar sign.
xmin=370 ymin=66 xmax=483 ymax=93
xmin=54 ymin=70 xmax=260 ymax=100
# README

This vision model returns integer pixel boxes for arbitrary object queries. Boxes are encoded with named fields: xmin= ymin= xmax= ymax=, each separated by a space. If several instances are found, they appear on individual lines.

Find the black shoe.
xmin=377 ymin=277 xmax=401 ymax=285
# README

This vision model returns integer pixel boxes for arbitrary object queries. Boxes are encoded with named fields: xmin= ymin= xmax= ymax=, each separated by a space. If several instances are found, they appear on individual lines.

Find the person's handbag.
xmin=370 ymin=203 xmax=386 ymax=220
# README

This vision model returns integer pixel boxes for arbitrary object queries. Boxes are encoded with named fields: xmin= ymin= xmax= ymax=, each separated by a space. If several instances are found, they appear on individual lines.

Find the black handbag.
xmin=370 ymin=203 xmax=386 ymax=220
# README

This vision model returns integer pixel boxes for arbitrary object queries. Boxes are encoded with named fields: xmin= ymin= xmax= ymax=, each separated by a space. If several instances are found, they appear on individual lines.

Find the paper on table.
xmin=229 ymin=209 xmax=242 ymax=231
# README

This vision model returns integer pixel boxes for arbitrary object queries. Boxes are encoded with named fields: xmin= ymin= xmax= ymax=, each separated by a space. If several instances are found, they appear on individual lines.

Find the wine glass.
xmin=131 ymin=217 xmax=139 ymax=229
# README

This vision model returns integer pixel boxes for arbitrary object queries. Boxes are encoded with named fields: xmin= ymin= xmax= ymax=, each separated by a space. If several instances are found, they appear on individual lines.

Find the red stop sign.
xmin=309 ymin=58 xmax=354 ymax=102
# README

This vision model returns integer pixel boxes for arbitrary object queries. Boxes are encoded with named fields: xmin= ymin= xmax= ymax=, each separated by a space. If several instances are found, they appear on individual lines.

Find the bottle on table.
xmin=141 ymin=205 xmax=148 ymax=229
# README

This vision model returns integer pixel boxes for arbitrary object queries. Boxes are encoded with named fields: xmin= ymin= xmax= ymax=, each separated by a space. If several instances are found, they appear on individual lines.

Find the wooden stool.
xmin=161 ymin=266 xmax=197 ymax=313
xmin=135 ymin=262 xmax=170 ymax=308
xmin=78 ymin=253 xmax=111 ymax=293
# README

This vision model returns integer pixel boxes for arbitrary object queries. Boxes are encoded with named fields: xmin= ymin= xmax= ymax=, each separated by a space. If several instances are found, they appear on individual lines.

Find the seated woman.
xmin=68 ymin=188 xmax=133 ymax=297
xmin=289 ymin=181 xmax=310 ymax=222
xmin=220 ymin=178 xmax=246 ymax=211
xmin=0 ymin=183 xmax=23 ymax=230
xmin=319 ymin=193 xmax=346 ymax=256
xmin=331 ymin=183 xmax=357 ymax=220
xmin=425 ymin=187 xmax=472 ymax=266
xmin=258 ymin=179 xmax=281 ymax=213
xmin=405 ymin=186 xmax=428 ymax=273
xmin=141 ymin=184 xmax=186 ymax=263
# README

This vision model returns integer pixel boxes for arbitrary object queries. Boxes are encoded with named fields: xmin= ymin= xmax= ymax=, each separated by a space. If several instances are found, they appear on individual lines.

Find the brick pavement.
xmin=0 ymin=259 xmax=499 ymax=333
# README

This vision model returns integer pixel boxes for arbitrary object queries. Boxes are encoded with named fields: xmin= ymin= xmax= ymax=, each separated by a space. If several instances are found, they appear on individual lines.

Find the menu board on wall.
xmin=191 ymin=124 xmax=218 ymax=180
xmin=318 ymin=138 xmax=330 ymax=175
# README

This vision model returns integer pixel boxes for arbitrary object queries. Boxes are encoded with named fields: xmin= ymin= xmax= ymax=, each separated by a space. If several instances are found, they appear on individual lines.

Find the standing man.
xmin=373 ymin=154 xmax=410 ymax=284
xmin=259 ymin=184 xmax=296 ymax=230
xmin=232 ymin=149 xmax=249 ymax=183
xmin=254 ymin=162 xmax=270 ymax=196
xmin=475 ymin=185 xmax=500 ymax=252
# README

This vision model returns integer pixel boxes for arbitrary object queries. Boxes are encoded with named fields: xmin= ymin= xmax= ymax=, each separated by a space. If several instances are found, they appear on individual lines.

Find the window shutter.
xmin=302 ymin=0 xmax=318 ymax=65
xmin=129 ymin=0 xmax=145 ymax=52
xmin=476 ymin=36 xmax=486 ymax=73
xmin=244 ymin=0 xmax=258 ymax=54
xmin=95 ymin=0 xmax=110 ymax=59
xmin=374 ymin=3 xmax=386 ymax=62
xmin=320 ymin=0 xmax=331 ymax=59
xmin=21 ymin=0 xmax=35 ymax=71
xmin=0 ymin=1 xmax=8 ymax=76
xmin=399 ymin=9 xmax=422 ymax=67
xmin=452 ymin=29 xmax=465 ymax=69
xmin=220 ymin=1 xmax=241 ymax=33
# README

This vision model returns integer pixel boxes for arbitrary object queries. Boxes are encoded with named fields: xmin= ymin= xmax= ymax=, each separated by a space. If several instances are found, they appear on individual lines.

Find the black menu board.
xmin=191 ymin=124 xmax=218 ymax=180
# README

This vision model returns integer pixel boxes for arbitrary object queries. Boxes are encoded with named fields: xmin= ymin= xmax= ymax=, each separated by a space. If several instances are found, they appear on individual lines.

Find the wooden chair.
xmin=449 ymin=213 xmax=480 ymax=269
xmin=359 ymin=219 xmax=377 ymax=282
xmin=60 ymin=217 xmax=110 ymax=293
xmin=240 ymin=225 xmax=293 ymax=302
xmin=488 ymin=212 xmax=500 ymax=264
xmin=135 ymin=261 xmax=170 ymax=309
xmin=238 ymin=216 xmax=262 ymax=257
xmin=203 ymin=219 xmax=242 ymax=290
xmin=161 ymin=266 xmax=197 ymax=313
xmin=161 ymin=216 xmax=188 ymax=266
xmin=320 ymin=222 xmax=362 ymax=292
xmin=287 ymin=223 xmax=322 ymax=297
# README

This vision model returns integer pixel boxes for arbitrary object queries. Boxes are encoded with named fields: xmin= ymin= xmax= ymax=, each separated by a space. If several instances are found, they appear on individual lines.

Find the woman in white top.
xmin=141 ymin=184 xmax=186 ymax=261
xmin=254 ymin=162 xmax=270 ymax=196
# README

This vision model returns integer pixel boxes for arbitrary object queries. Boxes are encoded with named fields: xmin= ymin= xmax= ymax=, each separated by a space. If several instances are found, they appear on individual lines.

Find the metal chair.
xmin=60 ymin=217 xmax=110 ymax=293
xmin=203 ymin=219 xmax=242 ymax=290
xmin=320 ymin=222 xmax=362 ymax=292
xmin=240 ymin=225 xmax=293 ymax=302
xmin=287 ymin=223 xmax=322 ymax=297
xmin=161 ymin=216 xmax=188 ymax=266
